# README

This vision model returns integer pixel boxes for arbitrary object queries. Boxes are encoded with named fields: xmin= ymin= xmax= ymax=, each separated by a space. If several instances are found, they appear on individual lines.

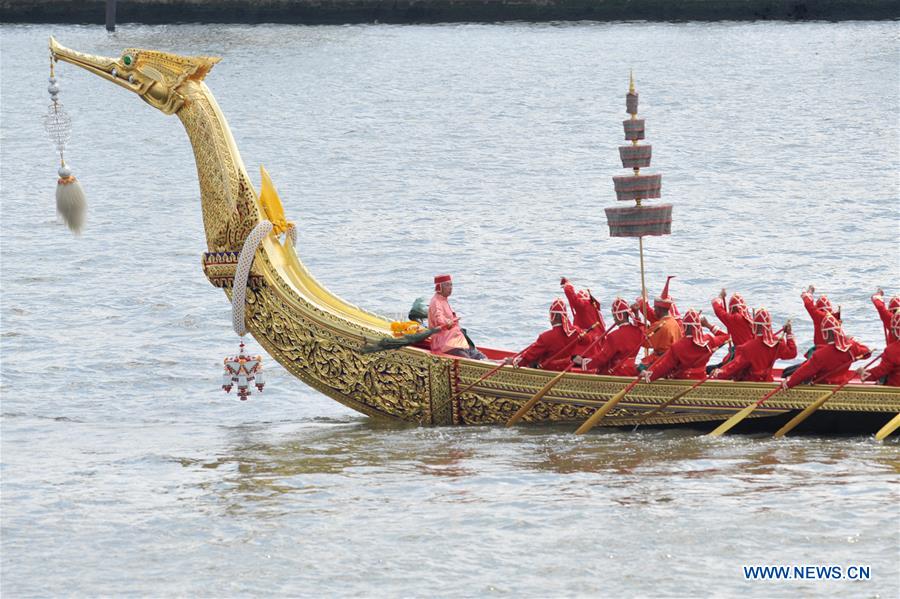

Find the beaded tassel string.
xmin=44 ymin=55 xmax=86 ymax=233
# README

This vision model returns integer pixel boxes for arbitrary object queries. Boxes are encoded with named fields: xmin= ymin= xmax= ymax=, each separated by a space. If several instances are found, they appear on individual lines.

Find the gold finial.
xmin=629 ymin=70 xmax=635 ymax=94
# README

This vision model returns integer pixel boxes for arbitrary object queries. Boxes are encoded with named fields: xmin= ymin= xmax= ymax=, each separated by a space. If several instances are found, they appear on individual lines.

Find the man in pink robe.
xmin=428 ymin=274 xmax=486 ymax=360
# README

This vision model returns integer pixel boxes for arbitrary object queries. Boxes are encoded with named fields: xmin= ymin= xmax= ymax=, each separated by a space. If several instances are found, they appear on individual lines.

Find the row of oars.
xmin=454 ymin=336 xmax=898 ymax=440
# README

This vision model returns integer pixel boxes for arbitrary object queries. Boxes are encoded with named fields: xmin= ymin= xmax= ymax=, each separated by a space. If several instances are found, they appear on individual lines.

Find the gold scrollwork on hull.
xmin=244 ymin=284 xmax=432 ymax=424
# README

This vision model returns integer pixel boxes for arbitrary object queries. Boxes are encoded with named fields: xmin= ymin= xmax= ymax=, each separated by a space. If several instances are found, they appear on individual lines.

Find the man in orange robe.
xmin=507 ymin=298 xmax=584 ymax=371
xmin=634 ymin=276 xmax=683 ymax=368
xmin=642 ymin=309 xmax=729 ymax=381
xmin=860 ymin=311 xmax=900 ymax=386
xmin=714 ymin=308 xmax=797 ymax=382
xmin=782 ymin=313 xmax=870 ymax=388
xmin=560 ymin=277 xmax=606 ymax=339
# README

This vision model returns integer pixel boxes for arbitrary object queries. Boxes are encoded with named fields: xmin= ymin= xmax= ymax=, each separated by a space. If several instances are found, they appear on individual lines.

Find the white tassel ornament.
xmin=44 ymin=58 xmax=87 ymax=234
xmin=56 ymin=164 xmax=86 ymax=233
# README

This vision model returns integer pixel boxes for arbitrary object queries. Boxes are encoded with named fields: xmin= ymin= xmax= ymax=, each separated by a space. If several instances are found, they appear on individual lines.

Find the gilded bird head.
xmin=49 ymin=37 xmax=220 ymax=115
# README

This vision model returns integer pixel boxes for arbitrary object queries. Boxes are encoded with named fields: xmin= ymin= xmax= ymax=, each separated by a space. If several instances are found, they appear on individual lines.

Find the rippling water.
xmin=2 ymin=22 xmax=898 ymax=597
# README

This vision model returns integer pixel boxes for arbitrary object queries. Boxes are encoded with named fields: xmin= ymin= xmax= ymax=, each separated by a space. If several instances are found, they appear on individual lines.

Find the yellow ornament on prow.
xmin=257 ymin=165 xmax=292 ymax=236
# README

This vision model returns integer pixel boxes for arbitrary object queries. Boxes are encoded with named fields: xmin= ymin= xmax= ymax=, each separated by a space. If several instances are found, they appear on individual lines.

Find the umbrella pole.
xmin=639 ymin=235 xmax=649 ymax=359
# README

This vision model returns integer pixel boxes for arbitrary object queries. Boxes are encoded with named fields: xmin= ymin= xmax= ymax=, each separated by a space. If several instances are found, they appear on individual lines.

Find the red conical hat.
xmin=820 ymin=313 xmax=851 ymax=352
xmin=550 ymin=297 xmax=576 ymax=337
xmin=753 ymin=307 xmax=777 ymax=348
xmin=654 ymin=275 xmax=675 ymax=310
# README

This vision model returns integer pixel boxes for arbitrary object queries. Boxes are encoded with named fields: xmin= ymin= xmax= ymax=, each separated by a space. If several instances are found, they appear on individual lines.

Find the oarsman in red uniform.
xmin=505 ymin=298 xmax=583 ymax=371
xmin=871 ymin=288 xmax=900 ymax=344
xmin=642 ymin=309 xmax=730 ymax=381
xmin=782 ymin=285 xmax=844 ymax=378
xmin=634 ymin=276 xmax=683 ymax=368
xmin=712 ymin=288 xmax=754 ymax=347
xmin=801 ymin=285 xmax=841 ymax=349
xmin=782 ymin=313 xmax=871 ymax=389
xmin=859 ymin=311 xmax=900 ymax=387
xmin=575 ymin=297 xmax=645 ymax=376
xmin=560 ymin=277 xmax=607 ymax=338
xmin=428 ymin=274 xmax=487 ymax=360
xmin=713 ymin=308 xmax=797 ymax=382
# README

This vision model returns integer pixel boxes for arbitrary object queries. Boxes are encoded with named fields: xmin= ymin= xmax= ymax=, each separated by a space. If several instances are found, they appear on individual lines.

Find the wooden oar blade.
xmin=875 ymin=412 xmax=900 ymax=441
xmin=574 ymin=380 xmax=638 ymax=435
xmin=505 ymin=369 xmax=568 ymax=427
xmin=707 ymin=403 xmax=758 ymax=437
xmin=773 ymin=391 xmax=833 ymax=438
xmin=632 ymin=378 xmax=706 ymax=430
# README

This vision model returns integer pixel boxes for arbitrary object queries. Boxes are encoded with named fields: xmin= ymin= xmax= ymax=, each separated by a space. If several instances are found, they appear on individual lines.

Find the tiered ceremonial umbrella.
xmin=605 ymin=74 xmax=673 ymax=316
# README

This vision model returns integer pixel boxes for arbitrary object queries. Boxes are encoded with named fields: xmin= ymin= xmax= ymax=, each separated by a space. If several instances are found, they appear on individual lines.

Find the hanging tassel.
xmin=56 ymin=163 xmax=86 ymax=233
xmin=44 ymin=56 xmax=87 ymax=234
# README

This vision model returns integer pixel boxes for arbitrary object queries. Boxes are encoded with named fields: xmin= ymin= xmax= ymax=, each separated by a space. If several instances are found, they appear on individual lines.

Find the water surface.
xmin=1 ymin=22 xmax=898 ymax=597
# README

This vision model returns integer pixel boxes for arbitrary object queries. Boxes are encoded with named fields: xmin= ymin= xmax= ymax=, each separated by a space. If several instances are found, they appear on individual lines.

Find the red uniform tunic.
xmin=563 ymin=283 xmax=607 ymax=336
xmin=516 ymin=325 xmax=584 ymax=371
xmin=716 ymin=335 xmax=798 ymax=382
xmin=866 ymin=341 xmax=900 ymax=386
xmin=872 ymin=294 xmax=899 ymax=344
xmin=802 ymin=292 xmax=839 ymax=348
xmin=648 ymin=330 xmax=730 ymax=381
xmin=712 ymin=297 xmax=754 ymax=346
xmin=785 ymin=340 xmax=871 ymax=387
xmin=583 ymin=323 xmax=644 ymax=376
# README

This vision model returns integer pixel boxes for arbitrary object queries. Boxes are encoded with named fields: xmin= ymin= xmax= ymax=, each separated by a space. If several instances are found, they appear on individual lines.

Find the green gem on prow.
xmin=123 ymin=55 xmax=133 ymax=66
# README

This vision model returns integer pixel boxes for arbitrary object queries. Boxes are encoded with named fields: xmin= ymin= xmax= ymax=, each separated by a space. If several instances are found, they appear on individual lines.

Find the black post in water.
xmin=105 ymin=0 xmax=117 ymax=32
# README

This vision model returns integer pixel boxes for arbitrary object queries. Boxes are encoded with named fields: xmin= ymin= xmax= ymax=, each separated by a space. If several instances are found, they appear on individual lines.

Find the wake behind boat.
xmin=46 ymin=38 xmax=900 ymax=438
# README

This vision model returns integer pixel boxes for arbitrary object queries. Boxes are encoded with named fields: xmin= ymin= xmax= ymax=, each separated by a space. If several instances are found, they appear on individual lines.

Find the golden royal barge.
xmin=48 ymin=39 xmax=900 ymax=438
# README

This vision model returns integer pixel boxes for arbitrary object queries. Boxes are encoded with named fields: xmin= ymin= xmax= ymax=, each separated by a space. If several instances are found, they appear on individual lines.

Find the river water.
xmin=1 ymin=22 xmax=898 ymax=597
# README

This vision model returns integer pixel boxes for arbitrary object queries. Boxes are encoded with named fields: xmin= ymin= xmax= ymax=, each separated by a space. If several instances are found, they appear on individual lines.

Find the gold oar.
xmin=773 ymin=352 xmax=882 ymax=438
xmin=505 ymin=323 xmax=616 ymax=427
xmin=875 ymin=412 xmax=900 ymax=441
xmin=631 ymin=376 xmax=709 ymax=431
xmin=707 ymin=387 xmax=781 ymax=437
xmin=574 ymin=376 xmax=642 ymax=434
xmin=709 ymin=354 xmax=870 ymax=438
xmin=631 ymin=324 xmax=784 ymax=431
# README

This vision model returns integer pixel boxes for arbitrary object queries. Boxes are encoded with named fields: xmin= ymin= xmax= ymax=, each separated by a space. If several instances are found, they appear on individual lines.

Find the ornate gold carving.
xmin=245 ymin=284 xmax=429 ymax=424
xmin=52 ymin=37 xmax=900 ymax=434
xmin=428 ymin=357 xmax=454 ymax=426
